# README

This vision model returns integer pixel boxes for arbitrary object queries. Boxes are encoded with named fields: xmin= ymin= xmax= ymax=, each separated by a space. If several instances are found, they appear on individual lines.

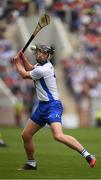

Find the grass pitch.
xmin=0 ymin=127 xmax=101 ymax=179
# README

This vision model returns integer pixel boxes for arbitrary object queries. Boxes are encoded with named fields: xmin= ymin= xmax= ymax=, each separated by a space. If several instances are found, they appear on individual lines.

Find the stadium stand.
xmin=0 ymin=0 xmax=101 ymax=128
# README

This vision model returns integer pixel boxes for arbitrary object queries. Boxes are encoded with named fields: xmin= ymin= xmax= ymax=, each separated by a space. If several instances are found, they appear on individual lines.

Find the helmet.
xmin=30 ymin=45 xmax=55 ymax=55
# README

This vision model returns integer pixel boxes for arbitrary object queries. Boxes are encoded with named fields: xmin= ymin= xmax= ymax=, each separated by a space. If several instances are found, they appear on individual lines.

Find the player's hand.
xmin=13 ymin=52 xmax=21 ymax=63
xmin=19 ymin=50 xmax=28 ymax=61
xmin=13 ymin=50 xmax=22 ymax=63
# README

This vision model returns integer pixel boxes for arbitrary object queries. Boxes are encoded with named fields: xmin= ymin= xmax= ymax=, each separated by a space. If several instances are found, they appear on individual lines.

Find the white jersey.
xmin=29 ymin=61 xmax=60 ymax=101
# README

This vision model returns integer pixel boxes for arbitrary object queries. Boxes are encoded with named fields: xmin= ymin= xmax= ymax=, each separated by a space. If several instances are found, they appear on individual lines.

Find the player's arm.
xmin=20 ymin=51 xmax=34 ymax=71
xmin=13 ymin=52 xmax=32 ymax=79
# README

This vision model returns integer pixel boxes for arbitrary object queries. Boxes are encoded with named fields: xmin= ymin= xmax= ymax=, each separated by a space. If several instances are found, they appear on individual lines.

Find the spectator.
xmin=14 ymin=91 xmax=24 ymax=127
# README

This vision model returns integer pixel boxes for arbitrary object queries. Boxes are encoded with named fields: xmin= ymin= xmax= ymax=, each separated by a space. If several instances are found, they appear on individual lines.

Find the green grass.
xmin=0 ymin=127 xmax=101 ymax=179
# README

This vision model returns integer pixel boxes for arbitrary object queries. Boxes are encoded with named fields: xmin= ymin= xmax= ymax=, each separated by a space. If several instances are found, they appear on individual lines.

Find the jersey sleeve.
xmin=29 ymin=67 xmax=43 ymax=80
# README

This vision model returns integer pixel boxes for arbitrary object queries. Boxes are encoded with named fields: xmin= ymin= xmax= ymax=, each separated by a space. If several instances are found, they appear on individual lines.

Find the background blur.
xmin=0 ymin=0 xmax=101 ymax=129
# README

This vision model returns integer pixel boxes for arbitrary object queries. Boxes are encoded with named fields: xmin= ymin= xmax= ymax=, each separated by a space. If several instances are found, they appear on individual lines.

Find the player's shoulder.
xmin=32 ymin=62 xmax=53 ymax=77
xmin=44 ymin=61 xmax=53 ymax=70
xmin=30 ymin=65 xmax=44 ymax=79
xmin=33 ymin=64 xmax=43 ymax=72
xmin=30 ymin=64 xmax=43 ymax=75
xmin=43 ymin=61 xmax=54 ymax=73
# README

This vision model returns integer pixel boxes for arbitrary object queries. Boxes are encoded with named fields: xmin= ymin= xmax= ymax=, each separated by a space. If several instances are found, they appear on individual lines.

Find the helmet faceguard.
xmin=30 ymin=45 xmax=55 ymax=60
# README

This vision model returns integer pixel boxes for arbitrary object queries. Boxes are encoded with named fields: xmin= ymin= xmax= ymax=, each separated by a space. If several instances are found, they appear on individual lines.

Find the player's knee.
xmin=21 ymin=130 xmax=31 ymax=142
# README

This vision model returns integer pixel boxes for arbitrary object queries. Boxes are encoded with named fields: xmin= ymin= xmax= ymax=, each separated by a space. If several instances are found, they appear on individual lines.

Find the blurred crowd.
xmin=0 ymin=0 xmax=101 ymax=127
xmin=0 ymin=25 xmax=37 ymax=126
xmin=0 ymin=0 xmax=38 ymax=126
xmin=61 ymin=0 xmax=101 ymax=127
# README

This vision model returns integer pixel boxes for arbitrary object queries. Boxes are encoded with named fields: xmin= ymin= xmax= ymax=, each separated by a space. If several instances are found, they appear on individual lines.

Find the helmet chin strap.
xmin=47 ymin=54 xmax=52 ymax=61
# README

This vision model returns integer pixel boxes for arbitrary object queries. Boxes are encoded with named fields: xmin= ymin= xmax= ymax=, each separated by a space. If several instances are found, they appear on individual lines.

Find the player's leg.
xmin=50 ymin=122 xmax=96 ymax=167
xmin=22 ymin=119 xmax=41 ymax=159
xmin=50 ymin=122 xmax=84 ymax=152
xmin=19 ymin=119 xmax=42 ymax=170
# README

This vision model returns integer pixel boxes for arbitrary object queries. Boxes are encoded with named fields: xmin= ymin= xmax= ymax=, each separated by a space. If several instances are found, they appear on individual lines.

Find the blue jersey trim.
xmin=39 ymin=77 xmax=54 ymax=101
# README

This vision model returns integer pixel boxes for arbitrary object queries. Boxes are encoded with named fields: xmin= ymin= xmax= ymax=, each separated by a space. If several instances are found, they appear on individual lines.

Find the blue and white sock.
xmin=81 ymin=149 xmax=90 ymax=158
xmin=27 ymin=160 xmax=36 ymax=167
